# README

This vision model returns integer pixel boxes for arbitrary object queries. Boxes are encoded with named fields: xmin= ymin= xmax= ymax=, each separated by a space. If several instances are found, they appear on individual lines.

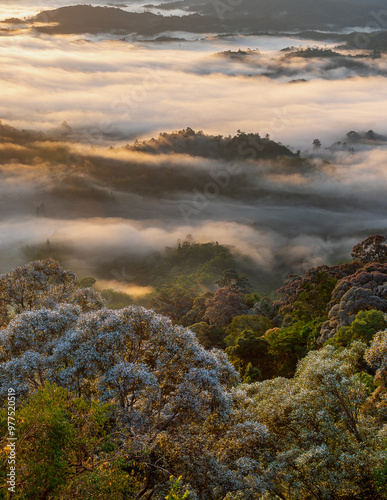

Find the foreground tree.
xmin=0 ymin=382 xmax=136 ymax=499
xmin=0 ymin=259 xmax=104 ymax=325
xmin=0 ymin=303 xmax=270 ymax=498
xmin=3 ymin=253 xmax=387 ymax=498
xmin=240 ymin=343 xmax=387 ymax=499
xmin=365 ymin=328 xmax=387 ymax=424
xmin=0 ymin=383 xmax=197 ymax=499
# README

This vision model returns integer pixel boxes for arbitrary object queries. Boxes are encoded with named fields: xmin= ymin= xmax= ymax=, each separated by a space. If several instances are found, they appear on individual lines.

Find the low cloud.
xmin=1 ymin=33 xmax=387 ymax=148
xmin=1 ymin=23 xmax=387 ymax=288
xmin=0 ymin=128 xmax=386 ymax=290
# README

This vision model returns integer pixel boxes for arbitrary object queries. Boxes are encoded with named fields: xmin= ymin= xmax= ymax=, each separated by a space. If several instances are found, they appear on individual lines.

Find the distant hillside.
xmin=188 ymin=0 xmax=387 ymax=30
xmin=127 ymin=128 xmax=294 ymax=160
xmin=0 ymin=121 xmax=43 ymax=144
xmin=30 ymin=5 xmax=220 ymax=36
xmin=26 ymin=1 xmax=387 ymax=36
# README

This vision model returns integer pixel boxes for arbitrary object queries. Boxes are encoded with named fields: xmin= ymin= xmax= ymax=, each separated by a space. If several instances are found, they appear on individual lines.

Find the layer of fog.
xmin=0 ymin=215 xmax=362 ymax=284
xmin=193 ymin=50 xmax=387 ymax=81
xmin=1 ymin=34 xmax=387 ymax=149
xmin=1 ymin=131 xmax=387 ymax=288
xmin=1 ymin=21 xmax=387 ymax=287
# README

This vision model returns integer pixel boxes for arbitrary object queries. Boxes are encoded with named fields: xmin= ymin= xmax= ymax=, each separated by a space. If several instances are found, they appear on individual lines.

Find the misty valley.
xmin=1 ymin=0 xmax=387 ymax=499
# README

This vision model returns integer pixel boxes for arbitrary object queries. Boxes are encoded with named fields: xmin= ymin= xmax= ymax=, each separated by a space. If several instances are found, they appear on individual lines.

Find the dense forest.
xmin=1 ymin=234 xmax=387 ymax=498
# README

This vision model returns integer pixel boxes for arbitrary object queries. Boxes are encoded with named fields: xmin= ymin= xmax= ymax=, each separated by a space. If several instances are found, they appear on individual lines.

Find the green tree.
xmin=0 ymin=383 xmax=135 ymax=499
xmin=79 ymin=276 xmax=97 ymax=288
xmin=189 ymin=321 xmax=226 ymax=349
xmin=224 ymin=314 xmax=274 ymax=346
xmin=374 ymin=457 xmax=387 ymax=499
xmin=326 ymin=309 xmax=387 ymax=348
xmin=276 ymin=267 xmax=338 ymax=324
xmin=265 ymin=320 xmax=321 ymax=377
xmin=216 ymin=269 xmax=252 ymax=294
xmin=226 ymin=330 xmax=273 ymax=382
xmin=181 ymin=292 xmax=214 ymax=326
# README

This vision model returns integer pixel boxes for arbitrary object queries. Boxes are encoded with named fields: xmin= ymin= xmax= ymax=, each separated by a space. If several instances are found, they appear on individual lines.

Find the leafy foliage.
xmin=224 ymin=314 xmax=274 ymax=346
xmin=2 ymin=235 xmax=387 ymax=498
xmin=0 ymin=383 xmax=135 ymax=499
xmin=321 ymin=262 xmax=387 ymax=342
xmin=165 ymin=477 xmax=189 ymax=500
xmin=204 ymin=287 xmax=247 ymax=328
xmin=0 ymin=259 xmax=104 ymax=326
xmin=275 ymin=265 xmax=348 ymax=323
xmin=265 ymin=320 xmax=321 ymax=378
xmin=326 ymin=309 xmax=387 ymax=348
xmin=241 ymin=343 xmax=387 ymax=499
xmin=226 ymin=331 xmax=273 ymax=382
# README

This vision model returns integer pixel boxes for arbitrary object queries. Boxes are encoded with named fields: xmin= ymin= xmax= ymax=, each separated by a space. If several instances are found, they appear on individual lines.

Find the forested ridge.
xmin=15 ymin=2 xmax=387 ymax=38
xmin=1 ymin=235 xmax=387 ymax=498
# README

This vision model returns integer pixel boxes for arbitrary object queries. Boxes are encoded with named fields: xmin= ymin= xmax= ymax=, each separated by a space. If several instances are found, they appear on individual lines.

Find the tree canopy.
xmin=2 ymin=237 xmax=387 ymax=498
